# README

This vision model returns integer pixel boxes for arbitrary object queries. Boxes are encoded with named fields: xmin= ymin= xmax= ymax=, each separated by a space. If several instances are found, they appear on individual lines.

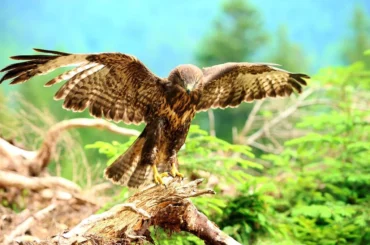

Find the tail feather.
xmin=104 ymin=137 xmax=149 ymax=187
xmin=127 ymin=164 xmax=152 ymax=188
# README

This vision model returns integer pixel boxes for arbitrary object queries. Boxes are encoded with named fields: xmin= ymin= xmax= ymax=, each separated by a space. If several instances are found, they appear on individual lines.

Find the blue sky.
xmin=1 ymin=0 xmax=369 ymax=76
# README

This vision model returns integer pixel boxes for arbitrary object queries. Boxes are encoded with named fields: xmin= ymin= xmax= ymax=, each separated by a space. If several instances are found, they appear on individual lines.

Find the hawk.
xmin=0 ymin=48 xmax=309 ymax=187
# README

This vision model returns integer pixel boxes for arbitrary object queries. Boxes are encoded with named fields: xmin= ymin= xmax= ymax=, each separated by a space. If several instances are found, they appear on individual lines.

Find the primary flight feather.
xmin=0 ymin=48 xmax=309 ymax=187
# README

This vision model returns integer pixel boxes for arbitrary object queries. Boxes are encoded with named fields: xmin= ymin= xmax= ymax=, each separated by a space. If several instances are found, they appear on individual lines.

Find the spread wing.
xmin=0 ymin=48 xmax=166 ymax=124
xmin=196 ymin=62 xmax=310 ymax=112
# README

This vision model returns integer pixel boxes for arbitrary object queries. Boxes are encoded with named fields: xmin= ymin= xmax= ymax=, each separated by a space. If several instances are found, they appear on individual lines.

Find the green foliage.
xmin=179 ymin=125 xmax=260 ymax=183
xmin=260 ymin=62 xmax=370 ymax=244
xmin=86 ymin=137 xmax=136 ymax=166
xmin=219 ymin=192 xmax=275 ymax=243
xmin=150 ymin=228 xmax=204 ymax=245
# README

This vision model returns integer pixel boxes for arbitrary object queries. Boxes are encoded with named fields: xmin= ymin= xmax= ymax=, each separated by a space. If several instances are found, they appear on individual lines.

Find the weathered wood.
xmin=48 ymin=178 xmax=240 ymax=245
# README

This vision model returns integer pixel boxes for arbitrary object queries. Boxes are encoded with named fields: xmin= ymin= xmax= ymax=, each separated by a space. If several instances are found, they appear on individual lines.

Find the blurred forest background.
xmin=0 ymin=0 xmax=369 ymax=244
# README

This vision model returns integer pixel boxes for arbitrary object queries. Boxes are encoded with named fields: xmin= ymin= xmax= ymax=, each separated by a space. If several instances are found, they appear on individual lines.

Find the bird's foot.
xmin=170 ymin=165 xmax=184 ymax=179
xmin=152 ymin=165 xmax=168 ymax=185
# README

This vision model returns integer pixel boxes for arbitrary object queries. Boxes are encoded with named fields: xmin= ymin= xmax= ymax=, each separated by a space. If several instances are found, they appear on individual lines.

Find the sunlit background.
xmin=1 ymin=0 xmax=369 ymax=74
xmin=1 ymin=0 xmax=369 ymax=137
xmin=0 ymin=1 xmax=369 ymax=244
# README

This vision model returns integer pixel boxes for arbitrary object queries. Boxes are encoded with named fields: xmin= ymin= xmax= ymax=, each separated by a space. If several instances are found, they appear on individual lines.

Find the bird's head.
xmin=168 ymin=64 xmax=203 ymax=94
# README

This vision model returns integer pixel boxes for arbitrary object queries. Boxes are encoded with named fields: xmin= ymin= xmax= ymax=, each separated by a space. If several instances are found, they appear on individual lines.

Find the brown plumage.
xmin=0 ymin=49 xmax=310 ymax=188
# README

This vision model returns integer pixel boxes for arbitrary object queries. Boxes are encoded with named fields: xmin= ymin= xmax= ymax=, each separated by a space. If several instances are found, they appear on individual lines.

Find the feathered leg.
xmin=168 ymin=151 xmax=183 ymax=179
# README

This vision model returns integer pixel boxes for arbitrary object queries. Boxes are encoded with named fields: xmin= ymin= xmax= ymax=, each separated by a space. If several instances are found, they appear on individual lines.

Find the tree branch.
xmin=208 ymin=110 xmax=216 ymax=137
xmin=239 ymin=100 xmax=264 ymax=140
xmin=0 ymin=118 xmax=141 ymax=175
xmin=0 ymin=137 xmax=37 ymax=160
xmin=249 ymin=141 xmax=282 ymax=154
xmin=34 ymin=118 xmax=140 ymax=173
xmin=0 ymin=170 xmax=81 ymax=193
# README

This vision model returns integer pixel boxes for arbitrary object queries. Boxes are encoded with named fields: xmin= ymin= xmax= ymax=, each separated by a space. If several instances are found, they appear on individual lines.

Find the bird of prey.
xmin=0 ymin=48 xmax=309 ymax=187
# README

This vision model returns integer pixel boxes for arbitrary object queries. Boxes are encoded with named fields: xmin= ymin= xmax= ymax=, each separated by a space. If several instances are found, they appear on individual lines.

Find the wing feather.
xmin=1 ymin=49 xmax=166 ymax=124
xmin=196 ymin=63 xmax=309 ymax=111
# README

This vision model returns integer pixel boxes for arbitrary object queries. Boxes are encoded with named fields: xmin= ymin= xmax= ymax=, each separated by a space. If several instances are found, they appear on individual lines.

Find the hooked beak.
xmin=186 ymin=83 xmax=194 ymax=94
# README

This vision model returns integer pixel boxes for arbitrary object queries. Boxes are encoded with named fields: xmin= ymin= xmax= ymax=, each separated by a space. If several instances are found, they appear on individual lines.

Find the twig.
xmin=246 ymin=89 xmax=314 ymax=145
xmin=264 ymin=126 xmax=284 ymax=152
xmin=0 ymin=170 xmax=81 ymax=192
xmin=232 ymin=126 xmax=238 ymax=143
xmin=4 ymin=204 xmax=57 ymax=245
xmin=249 ymin=141 xmax=282 ymax=154
xmin=208 ymin=110 xmax=216 ymax=137
xmin=239 ymin=100 xmax=264 ymax=140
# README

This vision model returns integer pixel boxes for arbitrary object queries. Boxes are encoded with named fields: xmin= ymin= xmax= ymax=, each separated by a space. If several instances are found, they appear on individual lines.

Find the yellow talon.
xmin=160 ymin=172 xmax=169 ymax=178
xmin=152 ymin=165 xmax=168 ymax=185
xmin=170 ymin=164 xmax=184 ymax=179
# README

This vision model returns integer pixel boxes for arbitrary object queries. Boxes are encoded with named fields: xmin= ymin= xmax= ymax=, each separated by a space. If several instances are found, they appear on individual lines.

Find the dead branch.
xmin=246 ymin=89 xmax=314 ymax=145
xmin=0 ymin=137 xmax=37 ymax=160
xmin=0 ymin=170 xmax=81 ymax=193
xmin=208 ymin=110 xmax=216 ymax=137
xmin=33 ymin=118 xmax=140 ymax=174
xmin=0 ymin=118 xmax=140 ymax=175
xmin=0 ymin=137 xmax=37 ymax=175
xmin=37 ymin=178 xmax=240 ymax=245
xmin=249 ymin=141 xmax=282 ymax=154
xmin=238 ymin=100 xmax=264 ymax=141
